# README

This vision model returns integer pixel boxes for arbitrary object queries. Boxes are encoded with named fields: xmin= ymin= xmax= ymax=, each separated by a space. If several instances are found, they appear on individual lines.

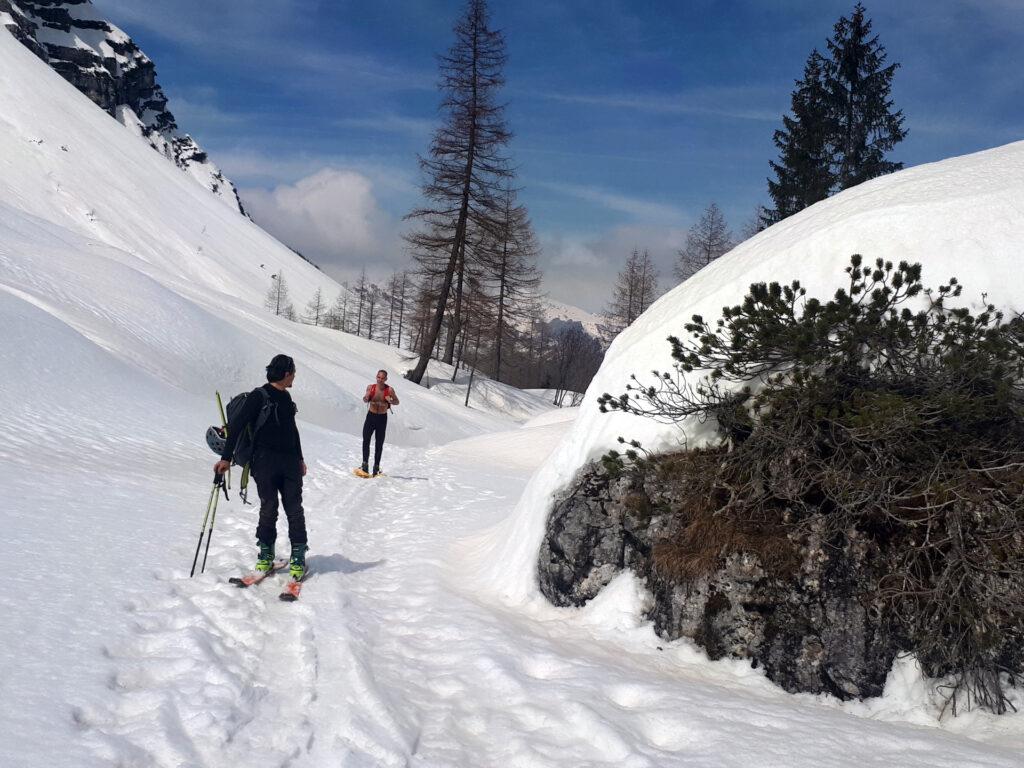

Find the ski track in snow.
xmin=74 ymin=443 xmax=1023 ymax=768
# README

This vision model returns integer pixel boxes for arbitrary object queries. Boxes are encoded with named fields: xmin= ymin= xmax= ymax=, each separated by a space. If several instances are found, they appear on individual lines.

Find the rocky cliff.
xmin=0 ymin=0 xmax=246 ymax=215
xmin=538 ymin=458 xmax=901 ymax=701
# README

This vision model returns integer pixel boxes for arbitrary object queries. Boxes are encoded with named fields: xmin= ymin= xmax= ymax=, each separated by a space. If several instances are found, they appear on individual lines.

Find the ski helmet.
xmin=206 ymin=425 xmax=227 ymax=455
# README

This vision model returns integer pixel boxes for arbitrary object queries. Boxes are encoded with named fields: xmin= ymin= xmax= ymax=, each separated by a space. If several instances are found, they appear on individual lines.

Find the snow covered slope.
xmin=1 ymin=0 xmax=247 ymax=213
xmin=0 ymin=26 xmax=539 ymax=765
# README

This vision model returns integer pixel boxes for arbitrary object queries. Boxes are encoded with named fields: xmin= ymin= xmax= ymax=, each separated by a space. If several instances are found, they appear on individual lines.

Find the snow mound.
xmin=475 ymin=138 xmax=1024 ymax=601
xmin=430 ymin=375 xmax=558 ymax=422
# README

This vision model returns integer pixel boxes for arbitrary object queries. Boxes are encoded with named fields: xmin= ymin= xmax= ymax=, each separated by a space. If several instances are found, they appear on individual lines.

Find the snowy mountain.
xmin=542 ymin=297 xmax=602 ymax=339
xmin=0 ymin=0 xmax=247 ymax=214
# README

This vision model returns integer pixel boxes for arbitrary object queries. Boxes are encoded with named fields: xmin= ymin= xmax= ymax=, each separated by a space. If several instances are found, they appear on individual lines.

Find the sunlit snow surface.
xmin=0 ymin=26 xmax=1022 ymax=768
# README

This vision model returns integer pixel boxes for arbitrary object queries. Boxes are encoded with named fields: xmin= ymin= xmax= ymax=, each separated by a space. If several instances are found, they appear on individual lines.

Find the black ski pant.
xmin=252 ymin=449 xmax=307 ymax=547
xmin=362 ymin=412 xmax=388 ymax=470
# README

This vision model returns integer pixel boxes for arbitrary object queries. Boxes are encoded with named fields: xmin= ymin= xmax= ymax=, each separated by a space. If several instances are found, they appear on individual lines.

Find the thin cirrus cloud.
xmin=532 ymin=86 xmax=783 ymax=123
xmin=335 ymin=114 xmax=438 ymax=138
xmin=94 ymin=0 xmax=433 ymax=93
xmin=538 ymin=181 xmax=687 ymax=225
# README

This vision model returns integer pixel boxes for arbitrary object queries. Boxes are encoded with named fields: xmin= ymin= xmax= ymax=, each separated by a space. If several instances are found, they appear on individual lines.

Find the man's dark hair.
xmin=377 ymin=369 xmax=388 ymax=378
xmin=267 ymin=354 xmax=296 ymax=382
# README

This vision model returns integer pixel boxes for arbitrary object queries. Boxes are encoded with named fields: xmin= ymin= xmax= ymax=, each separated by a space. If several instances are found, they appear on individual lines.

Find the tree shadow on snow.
xmin=307 ymin=553 xmax=384 ymax=575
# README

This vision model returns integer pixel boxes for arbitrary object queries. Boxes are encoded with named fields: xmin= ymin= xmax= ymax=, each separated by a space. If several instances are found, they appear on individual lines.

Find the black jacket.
xmin=220 ymin=384 xmax=303 ymax=461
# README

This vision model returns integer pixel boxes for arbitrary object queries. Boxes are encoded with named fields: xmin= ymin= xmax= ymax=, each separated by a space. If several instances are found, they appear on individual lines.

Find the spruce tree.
xmin=765 ymin=4 xmax=905 ymax=224
xmin=765 ymin=51 xmax=834 ymax=225
xmin=825 ymin=3 xmax=907 ymax=190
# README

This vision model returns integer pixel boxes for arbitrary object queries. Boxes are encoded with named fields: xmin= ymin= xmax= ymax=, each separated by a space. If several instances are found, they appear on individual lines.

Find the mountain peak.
xmin=0 ymin=0 xmax=246 ymax=215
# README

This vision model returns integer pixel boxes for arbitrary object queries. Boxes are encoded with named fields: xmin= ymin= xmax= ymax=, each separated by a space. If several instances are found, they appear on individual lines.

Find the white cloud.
xmin=540 ymin=224 xmax=687 ymax=313
xmin=241 ymin=168 xmax=406 ymax=283
xmin=218 ymin=149 xmax=418 ymax=195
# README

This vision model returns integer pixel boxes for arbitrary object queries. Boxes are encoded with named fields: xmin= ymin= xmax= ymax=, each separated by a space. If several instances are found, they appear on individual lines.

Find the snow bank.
xmin=473 ymin=139 xmax=1024 ymax=602
xmin=430 ymin=375 xmax=558 ymax=422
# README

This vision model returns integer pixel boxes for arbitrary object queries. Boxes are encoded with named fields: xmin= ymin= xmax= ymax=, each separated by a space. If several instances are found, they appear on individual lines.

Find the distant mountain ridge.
xmin=0 ymin=0 xmax=246 ymax=215
xmin=541 ymin=298 xmax=602 ymax=340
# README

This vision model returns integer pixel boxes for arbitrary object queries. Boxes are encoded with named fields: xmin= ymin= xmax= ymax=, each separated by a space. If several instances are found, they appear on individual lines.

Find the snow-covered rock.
xmin=475 ymin=139 xmax=1024 ymax=603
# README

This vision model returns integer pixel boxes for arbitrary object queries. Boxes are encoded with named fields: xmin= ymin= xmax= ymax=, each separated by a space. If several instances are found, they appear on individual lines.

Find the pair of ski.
xmin=229 ymin=559 xmax=307 ymax=601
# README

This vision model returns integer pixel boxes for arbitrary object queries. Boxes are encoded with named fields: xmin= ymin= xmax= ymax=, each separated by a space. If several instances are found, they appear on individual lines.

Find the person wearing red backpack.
xmin=356 ymin=369 xmax=399 ymax=477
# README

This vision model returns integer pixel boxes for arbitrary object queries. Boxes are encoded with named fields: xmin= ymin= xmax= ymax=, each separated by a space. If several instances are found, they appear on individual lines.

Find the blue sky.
xmin=94 ymin=0 xmax=1024 ymax=312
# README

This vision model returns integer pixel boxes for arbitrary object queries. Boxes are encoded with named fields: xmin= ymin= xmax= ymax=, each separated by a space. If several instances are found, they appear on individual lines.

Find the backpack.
xmin=225 ymin=388 xmax=275 ymax=468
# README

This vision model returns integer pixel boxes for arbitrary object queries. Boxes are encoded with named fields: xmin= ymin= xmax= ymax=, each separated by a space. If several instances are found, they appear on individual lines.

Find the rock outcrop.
xmin=0 ymin=0 xmax=246 ymax=214
xmin=538 ymin=459 xmax=901 ymax=700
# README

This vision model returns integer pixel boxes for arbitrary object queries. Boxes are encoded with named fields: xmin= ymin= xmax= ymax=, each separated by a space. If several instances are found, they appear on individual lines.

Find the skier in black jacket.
xmin=214 ymin=354 xmax=308 ymax=578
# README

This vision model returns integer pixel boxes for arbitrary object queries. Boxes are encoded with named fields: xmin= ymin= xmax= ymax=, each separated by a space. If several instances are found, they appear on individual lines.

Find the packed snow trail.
xmin=74 ymin=427 xmax=1023 ymax=768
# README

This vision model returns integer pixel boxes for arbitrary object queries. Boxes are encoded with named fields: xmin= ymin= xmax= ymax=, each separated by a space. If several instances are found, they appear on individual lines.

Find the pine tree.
xmin=675 ymin=202 xmax=734 ymax=283
xmin=739 ymin=204 xmax=768 ymax=242
xmin=394 ymin=271 xmax=409 ymax=349
xmin=404 ymin=0 xmax=513 ymax=384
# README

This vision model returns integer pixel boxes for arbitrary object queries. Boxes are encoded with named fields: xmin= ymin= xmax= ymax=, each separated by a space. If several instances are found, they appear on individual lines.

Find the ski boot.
xmin=255 ymin=540 xmax=275 ymax=573
xmin=372 ymin=465 xmax=383 ymax=477
xmin=354 ymin=463 xmax=371 ymax=478
xmin=289 ymin=543 xmax=309 ymax=580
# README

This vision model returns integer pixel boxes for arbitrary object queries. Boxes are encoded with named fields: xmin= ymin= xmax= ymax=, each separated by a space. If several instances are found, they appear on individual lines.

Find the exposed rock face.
xmin=0 ymin=0 xmax=246 ymax=215
xmin=538 ymin=460 xmax=901 ymax=700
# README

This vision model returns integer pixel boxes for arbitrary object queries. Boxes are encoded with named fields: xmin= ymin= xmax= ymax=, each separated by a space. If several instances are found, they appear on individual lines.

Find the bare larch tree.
xmin=404 ymin=0 xmax=512 ymax=384
xmin=599 ymin=248 xmax=659 ymax=344
xmin=675 ymin=202 xmax=733 ymax=283
xmin=481 ymin=184 xmax=542 ymax=382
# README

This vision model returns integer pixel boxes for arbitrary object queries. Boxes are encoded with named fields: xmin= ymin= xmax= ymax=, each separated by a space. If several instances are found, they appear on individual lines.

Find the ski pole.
xmin=200 ymin=473 xmax=225 ymax=575
xmin=190 ymin=472 xmax=228 ymax=577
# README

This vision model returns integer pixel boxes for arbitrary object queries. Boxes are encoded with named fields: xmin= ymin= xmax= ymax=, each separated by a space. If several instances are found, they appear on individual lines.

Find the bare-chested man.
xmin=357 ymin=369 xmax=399 ymax=477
